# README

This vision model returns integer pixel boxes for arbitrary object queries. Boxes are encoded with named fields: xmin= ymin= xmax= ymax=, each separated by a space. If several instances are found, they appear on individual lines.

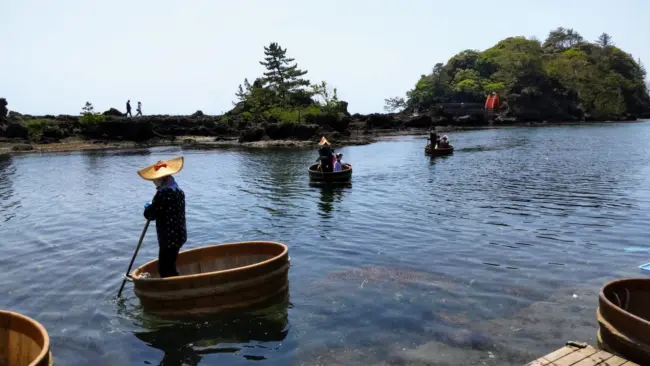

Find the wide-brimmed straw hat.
xmin=137 ymin=156 xmax=184 ymax=181
xmin=318 ymin=136 xmax=330 ymax=146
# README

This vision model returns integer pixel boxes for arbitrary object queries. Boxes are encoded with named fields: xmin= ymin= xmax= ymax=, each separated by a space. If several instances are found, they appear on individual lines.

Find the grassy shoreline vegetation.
xmin=1 ymin=28 xmax=649 ymax=153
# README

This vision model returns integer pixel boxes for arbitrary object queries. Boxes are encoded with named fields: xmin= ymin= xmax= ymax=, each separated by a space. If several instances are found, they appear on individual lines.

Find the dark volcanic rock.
xmin=7 ymin=111 xmax=23 ymax=123
xmin=238 ymin=127 xmax=265 ymax=143
xmin=5 ymin=122 xmax=29 ymax=139
xmin=265 ymin=122 xmax=318 ymax=140
xmin=365 ymin=113 xmax=399 ymax=129
xmin=0 ymin=98 xmax=7 ymax=125
xmin=305 ymin=115 xmax=349 ymax=133
xmin=82 ymin=120 xmax=154 ymax=141
xmin=405 ymin=114 xmax=433 ymax=128
xmin=12 ymin=144 xmax=34 ymax=151
xmin=103 ymin=108 xmax=124 ymax=117
xmin=42 ymin=124 xmax=67 ymax=139
xmin=191 ymin=110 xmax=204 ymax=118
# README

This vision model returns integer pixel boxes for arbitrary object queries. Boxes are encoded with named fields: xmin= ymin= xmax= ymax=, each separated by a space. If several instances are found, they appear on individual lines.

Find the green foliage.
xmin=24 ymin=118 xmax=51 ymax=140
xmin=384 ymin=96 xmax=406 ymax=112
xmin=311 ymin=81 xmax=344 ymax=117
xmin=79 ymin=102 xmax=105 ymax=126
xmin=262 ymin=105 xmax=322 ymax=122
xmin=259 ymin=42 xmax=311 ymax=108
xmin=232 ymin=43 xmax=347 ymax=121
xmin=399 ymin=27 xmax=650 ymax=120
xmin=596 ymin=33 xmax=614 ymax=48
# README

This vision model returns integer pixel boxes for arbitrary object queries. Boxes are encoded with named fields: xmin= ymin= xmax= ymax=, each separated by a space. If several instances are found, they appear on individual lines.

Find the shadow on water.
xmin=312 ymin=183 xmax=351 ymax=219
xmin=129 ymin=298 xmax=291 ymax=366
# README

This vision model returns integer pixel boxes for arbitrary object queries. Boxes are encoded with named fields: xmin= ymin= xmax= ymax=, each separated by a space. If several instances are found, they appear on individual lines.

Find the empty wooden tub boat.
xmin=308 ymin=163 xmax=352 ymax=182
xmin=424 ymin=145 xmax=454 ymax=156
xmin=0 ymin=310 xmax=52 ymax=366
xmin=129 ymin=241 xmax=290 ymax=317
xmin=597 ymin=278 xmax=650 ymax=364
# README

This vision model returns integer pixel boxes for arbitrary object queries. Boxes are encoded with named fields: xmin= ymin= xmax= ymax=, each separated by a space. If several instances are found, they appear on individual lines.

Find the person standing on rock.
xmin=126 ymin=100 xmax=132 ymax=117
xmin=136 ymin=101 xmax=142 ymax=117
xmin=138 ymin=157 xmax=187 ymax=278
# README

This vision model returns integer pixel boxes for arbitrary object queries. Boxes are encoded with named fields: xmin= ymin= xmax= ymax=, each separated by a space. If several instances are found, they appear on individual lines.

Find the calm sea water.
xmin=2 ymin=122 xmax=650 ymax=365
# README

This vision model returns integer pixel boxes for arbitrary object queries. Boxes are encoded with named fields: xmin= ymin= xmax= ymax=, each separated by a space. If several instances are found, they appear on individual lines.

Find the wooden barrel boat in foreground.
xmin=596 ymin=278 xmax=650 ymax=364
xmin=129 ymin=241 xmax=290 ymax=317
xmin=424 ymin=145 xmax=454 ymax=156
xmin=0 ymin=310 xmax=52 ymax=366
xmin=308 ymin=163 xmax=352 ymax=182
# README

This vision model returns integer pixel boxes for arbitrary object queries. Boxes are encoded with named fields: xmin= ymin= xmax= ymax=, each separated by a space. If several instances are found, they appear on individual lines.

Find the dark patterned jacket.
xmin=144 ymin=187 xmax=187 ymax=249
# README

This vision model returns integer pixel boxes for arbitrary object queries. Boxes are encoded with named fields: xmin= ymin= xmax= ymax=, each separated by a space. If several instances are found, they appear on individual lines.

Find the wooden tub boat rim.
xmin=308 ymin=163 xmax=352 ymax=175
xmin=425 ymin=145 xmax=454 ymax=151
xmin=599 ymin=277 xmax=650 ymax=328
xmin=131 ymin=241 xmax=289 ymax=282
xmin=0 ymin=310 xmax=50 ymax=366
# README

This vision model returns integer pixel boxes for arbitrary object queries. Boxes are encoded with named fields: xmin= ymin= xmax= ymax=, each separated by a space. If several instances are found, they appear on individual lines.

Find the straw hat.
xmin=318 ymin=136 xmax=330 ymax=146
xmin=137 ymin=156 xmax=184 ymax=181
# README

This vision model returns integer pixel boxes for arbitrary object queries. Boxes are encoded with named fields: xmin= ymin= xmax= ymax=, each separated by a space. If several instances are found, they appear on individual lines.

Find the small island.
xmin=1 ymin=27 xmax=649 ymax=154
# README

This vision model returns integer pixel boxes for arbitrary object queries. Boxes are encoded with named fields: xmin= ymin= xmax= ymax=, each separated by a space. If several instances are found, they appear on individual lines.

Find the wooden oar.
xmin=117 ymin=219 xmax=151 ymax=297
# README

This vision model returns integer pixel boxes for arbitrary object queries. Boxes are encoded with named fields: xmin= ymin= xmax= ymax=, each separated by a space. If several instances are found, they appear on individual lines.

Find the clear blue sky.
xmin=2 ymin=0 xmax=648 ymax=116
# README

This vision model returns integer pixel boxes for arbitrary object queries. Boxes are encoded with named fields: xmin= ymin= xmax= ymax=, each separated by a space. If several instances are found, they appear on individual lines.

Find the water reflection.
xmin=132 ymin=300 xmax=290 ymax=366
xmin=314 ymin=184 xmax=351 ymax=219
xmin=0 ymin=155 xmax=17 ymax=223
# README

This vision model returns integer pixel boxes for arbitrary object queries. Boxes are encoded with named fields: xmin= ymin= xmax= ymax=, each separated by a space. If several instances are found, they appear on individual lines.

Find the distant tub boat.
xmin=308 ymin=163 xmax=352 ymax=182
xmin=129 ymin=241 xmax=290 ymax=317
xmin=424 ymin=144 xmax=454 ymax=156
xmin=0 ymin=310 xmax=52 ymax=366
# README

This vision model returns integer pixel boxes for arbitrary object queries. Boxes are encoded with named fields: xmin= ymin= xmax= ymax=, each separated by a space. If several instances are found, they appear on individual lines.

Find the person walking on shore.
xmin=136 ymin=101 xmax=142 ymax=117
xmin=126 ymin=100 xmax=132 ymax=117
xmin=138 ymin=157 xmax=187 ymax=278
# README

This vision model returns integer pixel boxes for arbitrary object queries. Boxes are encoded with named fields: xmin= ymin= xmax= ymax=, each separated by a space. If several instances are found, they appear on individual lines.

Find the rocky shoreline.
xmin=0 ymin=108 xmax=648 ymax=155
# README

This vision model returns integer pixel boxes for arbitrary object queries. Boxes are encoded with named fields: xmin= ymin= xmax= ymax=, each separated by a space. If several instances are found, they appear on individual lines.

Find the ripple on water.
xmin=2 ymin=123 xmax=650 ymax=364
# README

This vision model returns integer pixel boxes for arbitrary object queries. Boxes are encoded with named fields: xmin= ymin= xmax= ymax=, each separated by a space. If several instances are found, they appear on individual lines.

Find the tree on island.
xmin=388 ymin=27 xmax=650 ymax=121
xmin=596 ymin=33 xmax=614 ymax=48
xmin=259 ymin=42 xmax=310 ymax=108
xmin=232 ymin=42 xmax=346 ymax=120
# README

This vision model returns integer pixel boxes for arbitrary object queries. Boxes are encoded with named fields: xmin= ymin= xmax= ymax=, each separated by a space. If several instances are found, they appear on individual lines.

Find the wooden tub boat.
xmin=424 ymin=144 xmax=454 ymax=156
xmin=308 ymin=163 xmax=352 ymax=182
xmin=129 ymin=241 xmax=290 ymax=317
xmin=596 ymin=278 xmax=650 ymax=364
xmin=0 ymin=310 xmax=52 ymax=366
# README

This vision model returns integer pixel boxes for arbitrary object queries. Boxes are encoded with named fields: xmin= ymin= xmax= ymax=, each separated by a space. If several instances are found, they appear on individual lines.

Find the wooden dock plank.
xmin=542 ymin=346 xmax=580 ymax=363
xmin=572 ymin=351 xmax=613 ymax=366
xmin=618 ymin=360 xmax=641 ymax=366
xmin=553 ymin=346 xmax=599 ymax=365
xmin=600 ymin=356 xmax=633 ymax=366
xmin=524 ymin=358 xmax=550 ymax=366
xmin=526 ymin=344 xmax=639 ymax=366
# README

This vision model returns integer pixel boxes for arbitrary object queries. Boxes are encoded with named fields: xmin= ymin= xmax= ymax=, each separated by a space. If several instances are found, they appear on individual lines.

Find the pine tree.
xmin=259 ymin=42 xmax=310 ymax=107
xmin=596 ymin=33 xmax=614 ymax=47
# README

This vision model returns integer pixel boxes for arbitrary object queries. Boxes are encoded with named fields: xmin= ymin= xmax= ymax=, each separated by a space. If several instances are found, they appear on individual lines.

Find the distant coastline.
xmin=2 ymin=28 xmax=649 ymax=155
xmin=1 ymin=111 xmax=647 ymax=156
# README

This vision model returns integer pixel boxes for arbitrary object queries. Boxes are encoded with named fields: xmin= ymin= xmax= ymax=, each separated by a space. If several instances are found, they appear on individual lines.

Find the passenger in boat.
xmin=439 ymin=135 xmax=450 ymax=148
xmin=333 ymin=153 xmax=343 ymax=172
xmin=317 ymin=136 xmax=334 ymax=172
xmin=138 ymin=157 xmax=187 ymax=278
